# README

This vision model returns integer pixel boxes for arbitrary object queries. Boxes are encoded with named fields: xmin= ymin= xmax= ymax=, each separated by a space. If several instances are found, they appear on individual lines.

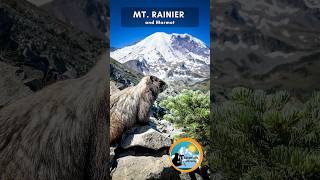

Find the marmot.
xmin=110 ymin=75 xmax=167 ymax=143
xmin=0 ymin=52 xmax=109 ymax=180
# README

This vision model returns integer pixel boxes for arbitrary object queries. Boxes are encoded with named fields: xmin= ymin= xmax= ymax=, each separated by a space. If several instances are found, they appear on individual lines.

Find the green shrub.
xmin=212 ymin=87 xmax=320 ymax=179
xmin=160 ymin=89 xmax=210 ymax=148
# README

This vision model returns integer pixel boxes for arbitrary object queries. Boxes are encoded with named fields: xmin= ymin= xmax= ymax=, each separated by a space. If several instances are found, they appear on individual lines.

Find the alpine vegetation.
xmin=212 ymin=87 xmax=320 ymax=179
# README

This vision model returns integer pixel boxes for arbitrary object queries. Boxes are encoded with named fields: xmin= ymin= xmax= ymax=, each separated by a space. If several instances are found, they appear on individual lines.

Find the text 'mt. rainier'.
xmin=133 ymin=10 xmax=185 ymax=19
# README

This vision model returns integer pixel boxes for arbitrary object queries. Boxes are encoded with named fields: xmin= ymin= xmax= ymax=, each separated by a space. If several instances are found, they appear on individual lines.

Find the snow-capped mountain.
xmin=111 ymin=32 xmax=210 ymax=84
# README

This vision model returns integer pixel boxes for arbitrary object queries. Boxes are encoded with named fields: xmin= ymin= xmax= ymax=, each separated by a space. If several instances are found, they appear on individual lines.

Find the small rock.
xmin=121 ymin=126 xmax=172 ymax=150
xmin=111 ymin=155 xmax=180 ymax=180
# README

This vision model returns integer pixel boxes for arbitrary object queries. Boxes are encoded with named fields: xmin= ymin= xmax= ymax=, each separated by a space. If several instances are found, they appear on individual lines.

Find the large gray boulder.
xmin=120 ymin=126 xmax=172 ymax=150
xmin=111 ymin=155 xmax=179 ymax=180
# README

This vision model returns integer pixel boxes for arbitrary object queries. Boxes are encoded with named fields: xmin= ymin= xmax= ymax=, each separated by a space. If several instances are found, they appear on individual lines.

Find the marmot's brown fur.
xmin=110 ymin=76 xmax=166 ymax=143
xmin=0 ymin=52 xmax=109 ymax=180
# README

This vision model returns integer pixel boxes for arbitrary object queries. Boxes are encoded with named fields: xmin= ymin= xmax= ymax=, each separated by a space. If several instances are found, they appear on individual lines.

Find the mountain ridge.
xmin=212 ymin=0 xmax=320 ymax=100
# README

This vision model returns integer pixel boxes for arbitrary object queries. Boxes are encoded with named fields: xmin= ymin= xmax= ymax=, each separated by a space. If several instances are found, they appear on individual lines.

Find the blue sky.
xmin=171 ymin=142 xmax=199 ymax=155
xmin=110 ymin=0 xmax=210 ymax=48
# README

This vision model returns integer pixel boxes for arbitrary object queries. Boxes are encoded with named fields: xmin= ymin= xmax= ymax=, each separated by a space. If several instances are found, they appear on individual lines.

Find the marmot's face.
xmin=147 ymin=76 xmax=167 ymax=98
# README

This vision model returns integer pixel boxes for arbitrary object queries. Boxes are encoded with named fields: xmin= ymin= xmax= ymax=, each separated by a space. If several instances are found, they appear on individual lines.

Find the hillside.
xmin=27 ymin=0 xmax=108 ymax=38
xmin=212 ymin=0 xmax=320 ymax=100
xmin=110 ymin=57 xmax=143 ymax=90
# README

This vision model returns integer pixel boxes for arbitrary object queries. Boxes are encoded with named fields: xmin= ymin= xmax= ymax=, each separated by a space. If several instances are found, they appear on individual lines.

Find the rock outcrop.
xmin=110 ymin=124 xmax=178 ymax=179
xmin=112 ymin=155 xmax=180 ymax=180
xmin=109 ymin=109 xmax=185 ymax=180
xmin=120 ymin=126 xmax=172 ymax=150
xmin=110 ymin=121 xmax=211 ymax=180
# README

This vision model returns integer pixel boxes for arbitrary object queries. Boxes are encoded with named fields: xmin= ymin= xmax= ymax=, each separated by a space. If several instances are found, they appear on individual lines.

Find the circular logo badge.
xmin=169 ymin=138 xmax=203 ymax=173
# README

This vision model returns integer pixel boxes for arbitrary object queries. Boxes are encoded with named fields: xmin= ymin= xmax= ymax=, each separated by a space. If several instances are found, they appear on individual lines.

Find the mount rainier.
xmin=111 ymin=32 xmax=210 ymax=85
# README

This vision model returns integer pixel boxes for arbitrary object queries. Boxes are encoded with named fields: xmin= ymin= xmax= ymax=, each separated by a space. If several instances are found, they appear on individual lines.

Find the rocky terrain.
xmin=110 ymin=57 xmax=143 ymax=90
xmin=109 ymin=123 xmax=179 ymax=180
xmin=212 ymin=0 xmax=320 ymax=101
xmin=0 ymin=0 xmax=107 ymax=106
xmin=27 ymin=0 xmax=108 ymax=38
xmin=0 ymin=0 xmax=130 ymax=104
xmin=109 ymin=113 xmax=208 ymax=180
